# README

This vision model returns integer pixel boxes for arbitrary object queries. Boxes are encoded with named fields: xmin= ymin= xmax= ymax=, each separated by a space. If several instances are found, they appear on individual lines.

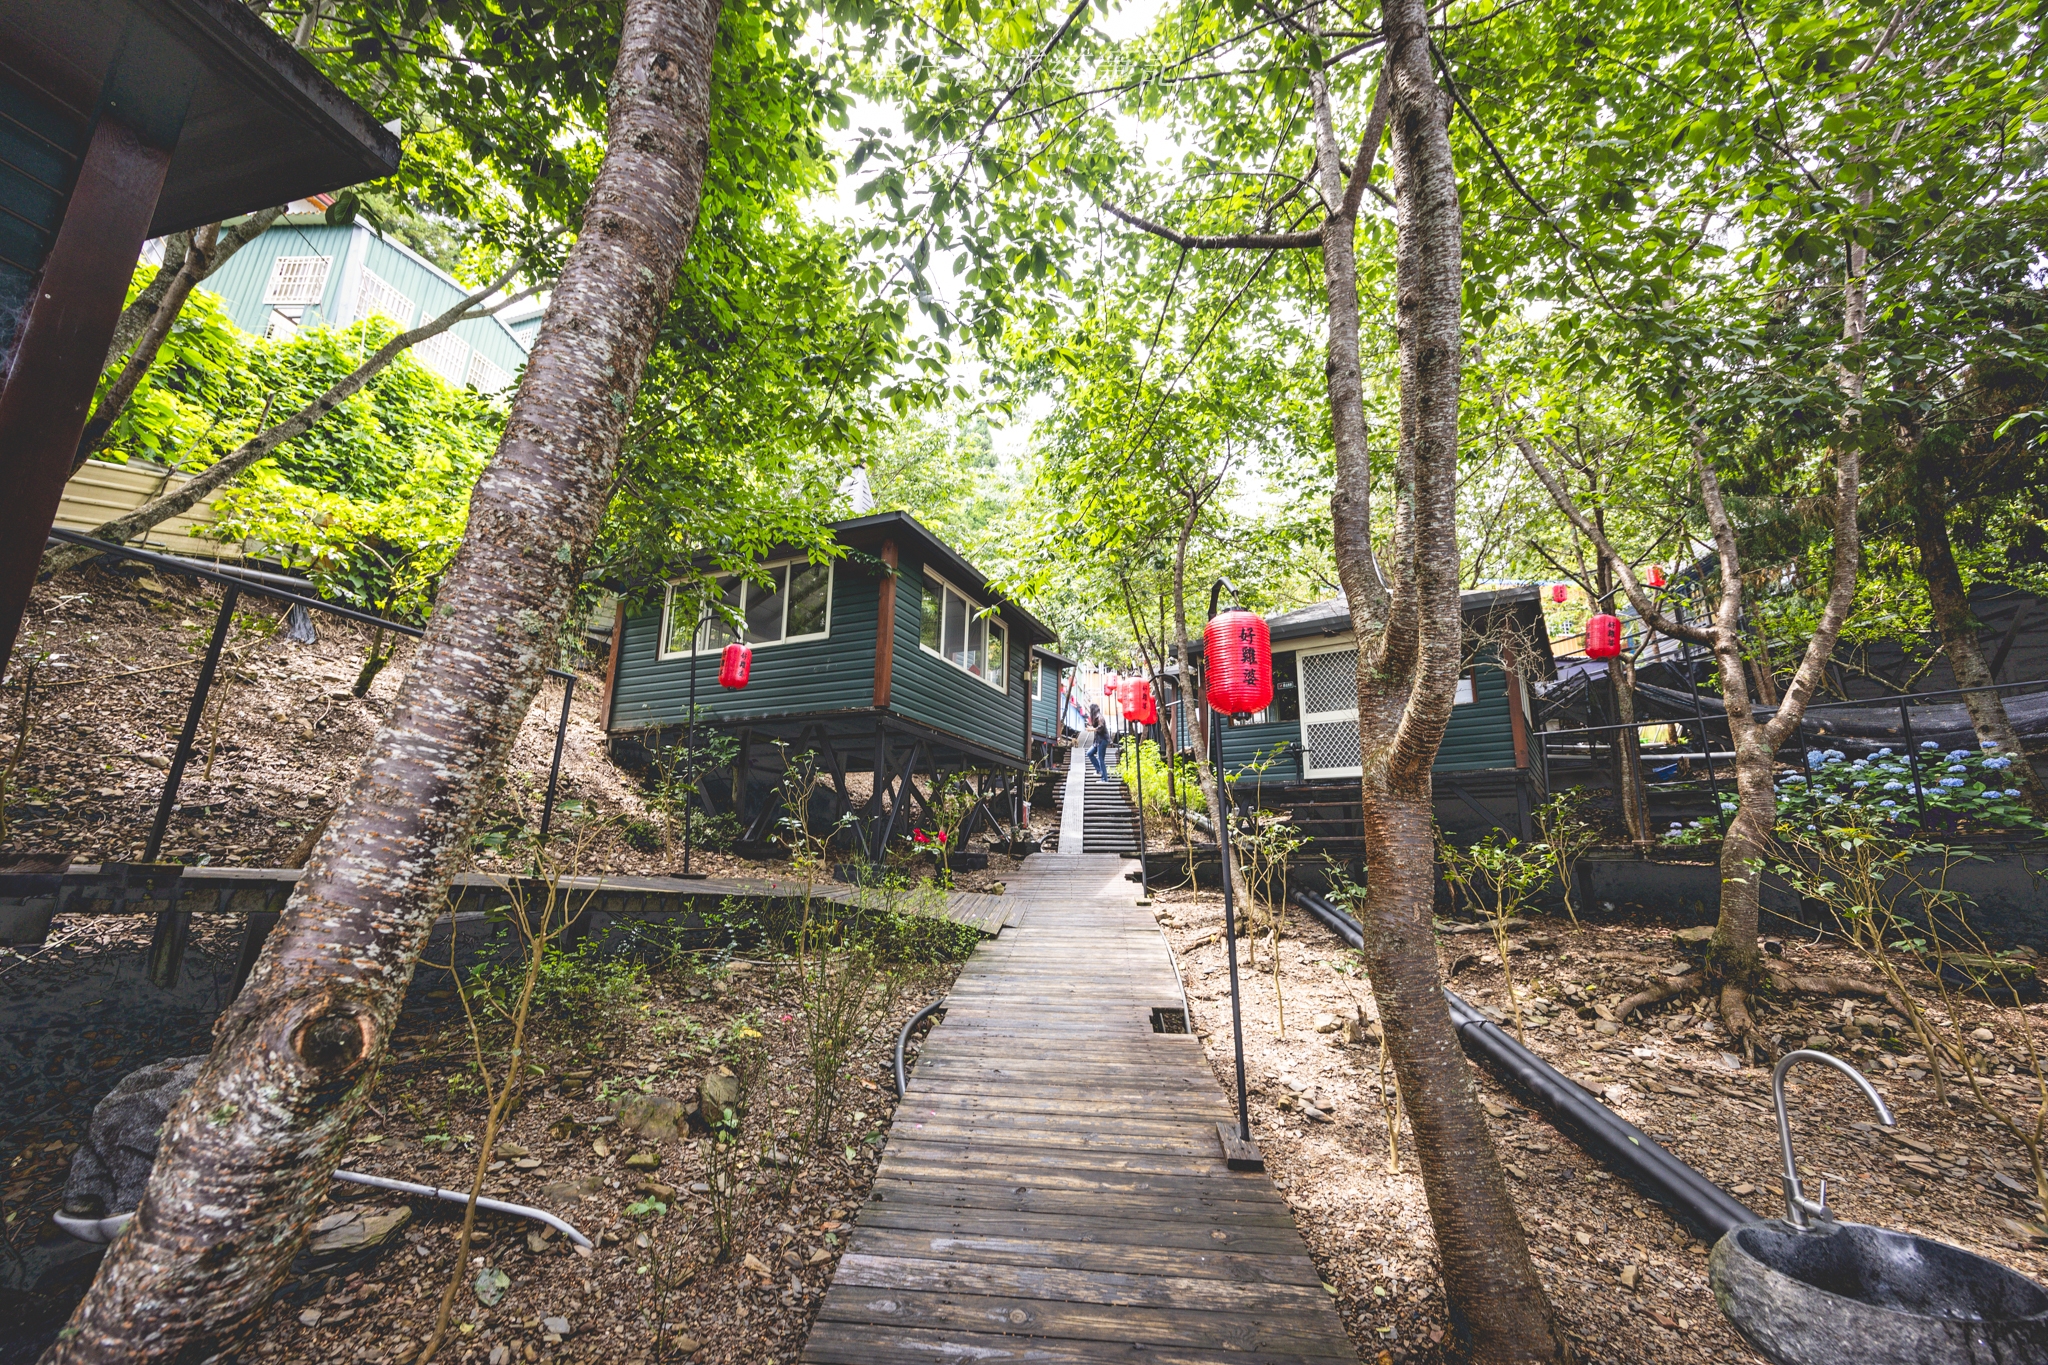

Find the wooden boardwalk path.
xmin=804 ymin=854 xmax=1358 ymax=1364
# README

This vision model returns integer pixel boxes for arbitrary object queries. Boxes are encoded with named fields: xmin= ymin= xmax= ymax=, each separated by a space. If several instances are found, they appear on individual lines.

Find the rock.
xmin=625 ymin=1150 xmax=661 ymax=1170
xmin=527 ymin=1230 xmax=552 ymax=1254
xmin=1804 ymin=1034 xmax=1833 ymax=1051
xmin=299 ymin=1309 xmax=323 ymax=1327
xmin=495 ymin=1140 xmax=531 ymax=1159
xmin=1301 ymin=1104 xmax=1332 ymax=1123
xmin=614 ymin=1093 xmax=686 ymax=1142
xmin=489 ymin=1347 xmax=510 ymax=1365
xmin=60 ymin=1055 xmax=207 ymax=1220
xmin=1619 ymin=1263 xmax=1640 ymax=1290
xmin=1505 ymin=1162 xmax=1528 ymax=1180
xmin=473 ymin=1266 xmax=509 ymax=1307
xmin=1594 ymin=1019 xmax=1619 ymax=1036
xmin=742 ymin=1252 xmax=774 ymax=1278
xmin=671 ymin=1337 xmax=702 ymax=1355
xmin=1482 ymin=1099 xmax=1509 ymax=1119
xmin=538 ymin=1173 xmax=605 ymax=1204
xmin=306 ymin=1205 xmax=412 ymax=1257
xmin=543 ymin=1317 xmax=571 ymax=1338
xmin=591 ymin=1137 xmax=610 ymax=1158
xmin=700 ymin=1067 xmax=741 ymax=1116
xmin=1974 ymin=1028 xmax=1997 ymax=1043
xmin=1733 ymin=1182 xmax=1757 ymax=1196
xmin=1312 ymin=1013 xmax=1342 ymax=1034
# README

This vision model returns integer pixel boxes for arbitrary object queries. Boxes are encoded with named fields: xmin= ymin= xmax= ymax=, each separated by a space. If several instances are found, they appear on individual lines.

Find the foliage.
xmin=1532 ymin=789 xmax=1599 ymax=926
xmin=1440 ymin=831 xmax=1551 ymax=1041
xmin=466 ymin=930 xmax=647 ymax=1027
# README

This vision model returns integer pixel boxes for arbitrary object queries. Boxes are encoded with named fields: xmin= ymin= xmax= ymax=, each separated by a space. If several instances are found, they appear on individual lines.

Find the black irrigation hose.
xmin=1291 ymin=890 xmax=1759 ymax=1243
xmin=895 ymin=996 xmax=947 ymax=1098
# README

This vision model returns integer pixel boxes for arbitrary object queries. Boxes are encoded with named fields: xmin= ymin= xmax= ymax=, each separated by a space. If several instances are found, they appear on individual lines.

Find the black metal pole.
xmin=1899 ymin=702 xmax=1929 ymax=824
xmin=1672 ymin=595 xmax=1722 ymax=805
xmin=1134 ymin=720 xmax=1150 ymax=901
xmin=537 ymin=675 xmax=577 ymax=844
xmin=143 ymin=585 xmax=240 ymax=863
xmin=685 ymin=617 xmax=698 ymax=876
xmin=1213 ymin=706 xmax=1252 ymax=1141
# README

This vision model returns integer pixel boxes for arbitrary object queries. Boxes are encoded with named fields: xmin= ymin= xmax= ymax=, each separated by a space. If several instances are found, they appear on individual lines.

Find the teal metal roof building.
xmin=602 ymin=512 xmax=1059 ymax=857
xmin=198 ymin=215 xmax=531 ymax=392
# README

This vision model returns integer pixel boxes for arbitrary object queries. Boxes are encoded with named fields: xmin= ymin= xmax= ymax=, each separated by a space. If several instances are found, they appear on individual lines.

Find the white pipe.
xmin=53 ymin=1169 xmax=593 ymax=1249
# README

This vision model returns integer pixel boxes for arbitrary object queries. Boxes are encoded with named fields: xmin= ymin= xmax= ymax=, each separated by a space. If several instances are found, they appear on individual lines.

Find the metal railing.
xmin=35 ymin=529 xmax=582 ymax=861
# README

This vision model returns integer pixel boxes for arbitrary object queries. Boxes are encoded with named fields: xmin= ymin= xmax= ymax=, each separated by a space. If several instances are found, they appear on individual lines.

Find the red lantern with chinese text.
xmin=1649 ymin=564 xmax=1666 ymax=588
xmin=1584 ymin=614 xmax=1622 ymax=660
xmin=1203 ymin=610 xmax=1273 ymax=717
xmin=718 ymin=641 xmax=752 ymax=688
xmin=1123 ymin=679 xmax=1158 ymax=726
xmin=1551 ymin=583 xmax=1568 ymax=604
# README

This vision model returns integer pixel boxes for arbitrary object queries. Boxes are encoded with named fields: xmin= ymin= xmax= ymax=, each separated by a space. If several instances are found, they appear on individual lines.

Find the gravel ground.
xmin=1152 ymin=878 xmax=2048 ymax=1364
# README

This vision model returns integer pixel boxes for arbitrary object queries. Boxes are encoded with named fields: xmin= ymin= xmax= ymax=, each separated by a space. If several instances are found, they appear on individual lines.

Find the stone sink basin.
xmin=1711 ymin=1219 xmax=2048 ymax=1364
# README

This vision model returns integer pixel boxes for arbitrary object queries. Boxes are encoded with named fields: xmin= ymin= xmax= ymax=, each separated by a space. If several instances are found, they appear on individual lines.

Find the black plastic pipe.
xmin=1291 ymin=889 xmax=1758 ymax=1243
xmin=895 ymin=996 xmax=947 ymax=1098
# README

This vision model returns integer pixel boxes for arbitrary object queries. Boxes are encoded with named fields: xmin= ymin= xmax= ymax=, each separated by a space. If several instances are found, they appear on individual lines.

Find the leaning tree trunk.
xmin=41 ymin=2 xmax=722 ymax=1359
xmin=1909 ymin=457 xmax=2044 ymax=813
xmin=1320 ymin=11 xmax=1569 ymax=1360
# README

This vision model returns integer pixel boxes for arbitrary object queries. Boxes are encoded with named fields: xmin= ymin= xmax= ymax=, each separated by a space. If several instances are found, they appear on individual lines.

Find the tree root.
xmin=1769 ymin=971 xmax=1910 ymax=1021
xmin=1616 ymin=973 xmax=1702 ymax=1022
xmin=1720 ymin=980 xmax=1763 ymax=1065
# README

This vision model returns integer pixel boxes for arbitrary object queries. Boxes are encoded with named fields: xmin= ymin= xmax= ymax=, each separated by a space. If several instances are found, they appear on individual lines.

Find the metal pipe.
xmin=1292 ymin=888 xmax=1759 ymax=1243
xmin=1899 ymin=702 xmax=1930 ymax=824
xmin=56 ymin=1168 xmax=592 ymax=1248
xmin=1772 ymin=1050 xmax=1892 ymax=1229
xmin=537 ymin=675 xmax=576 ymax=844
xmin=1212 ymin=705 xmax=1252 ymax=1143
xmin=144 ymin=584 xmax=240 ymax=863
xmin=895 ymin=996 xmax=947 ymax=1097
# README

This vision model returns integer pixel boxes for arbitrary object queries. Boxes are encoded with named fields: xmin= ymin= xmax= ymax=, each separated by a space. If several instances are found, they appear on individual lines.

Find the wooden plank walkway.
xmin=804 ymin=854 xmax=1357 ymax=1364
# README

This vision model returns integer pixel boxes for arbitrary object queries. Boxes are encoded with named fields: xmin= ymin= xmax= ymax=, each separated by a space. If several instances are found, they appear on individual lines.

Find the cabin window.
xmin=921 ymin=574 xmax=1008 ymax=691
xmin=263 ymin=254 xmax=331 ymax=305
xmin=1455 ymin=674 xmax=1475 ymax=705
xmin=659 ymin=559 xmax=832 ymax=658
xmin=354 ymin=267 xmax=414 ymax=326
xmin=1031 ymin=657 xmax=1043 ymax=699
xmin=1240 ymin=650 xmax=1300 ymax=726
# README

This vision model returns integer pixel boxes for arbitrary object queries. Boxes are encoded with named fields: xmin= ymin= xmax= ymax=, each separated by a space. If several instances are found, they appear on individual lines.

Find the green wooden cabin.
xmin=1184 ymin=587 xmax=1554 ymax=845
xmin=602 ymin=512 xmax=1058 ymax=855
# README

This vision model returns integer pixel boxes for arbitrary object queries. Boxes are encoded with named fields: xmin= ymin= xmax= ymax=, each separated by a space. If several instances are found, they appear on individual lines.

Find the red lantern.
xmin=718 ymin=641 xmax=752 ymax=688
xmin=1649 ymin=564 xmax=1666 ymax=588
xmin=1584 ymin=614 xmax=1622 ymax=660
xmin=1551 ymin=583 xmax=1568 ymax=604
xmin=1203 ymin=610 xmax=1273 ymax=717
xmin=1123 ymin=679 xmax=1158 ymax=726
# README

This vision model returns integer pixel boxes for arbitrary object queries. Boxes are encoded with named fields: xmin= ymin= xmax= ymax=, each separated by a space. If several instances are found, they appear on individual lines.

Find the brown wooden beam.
xmin=0 ymin=114 xmax=171 ymax=677
xmin=873 ymin=538 xmax=898 ymax=707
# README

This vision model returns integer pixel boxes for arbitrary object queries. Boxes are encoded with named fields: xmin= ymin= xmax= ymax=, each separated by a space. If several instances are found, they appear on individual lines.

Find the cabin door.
xmin=1296 ymin=646 xmax=1363 ymax=779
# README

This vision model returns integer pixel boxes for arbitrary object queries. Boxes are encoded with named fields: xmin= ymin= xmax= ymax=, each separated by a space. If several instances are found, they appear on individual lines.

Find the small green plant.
xmin=468 ymin=932 xmax=647 ymax=1026
xmin=700 ymin=1022 xmax=764 ymax=1259
xmin=1533 ymin=788 xmax=1600 ymax=927
xmin=1440 ymin=831 xmax=1548 ymax=1041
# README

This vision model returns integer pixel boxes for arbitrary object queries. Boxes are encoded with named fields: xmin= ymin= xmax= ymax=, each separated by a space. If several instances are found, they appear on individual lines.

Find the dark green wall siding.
xmin=0 ymin=78 xmax=87 ymax=372
xmin=608 ymin=566 xmax=881 ymax=730
xmin=608 ymin=557 xmax=1032 ymax=763
xmin=1214 ymin=659 xmax=1520 ymax=776
xmin=891 ymin=558 xmax=1030 ymax=760
xmin=1031 ymin=661 xmax=1065 ymax=738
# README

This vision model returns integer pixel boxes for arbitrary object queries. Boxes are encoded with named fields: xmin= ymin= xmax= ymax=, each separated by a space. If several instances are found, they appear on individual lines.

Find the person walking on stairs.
xmin=1086 ymin=704 xmax=1110 ymax=781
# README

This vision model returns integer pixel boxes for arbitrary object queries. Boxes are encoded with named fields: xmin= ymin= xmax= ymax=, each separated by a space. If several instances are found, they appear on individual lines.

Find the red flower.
xmin=935 ymin=830 xmax=949 ymax=844
xmin=912 ymin=830 xmax=929 ymax=844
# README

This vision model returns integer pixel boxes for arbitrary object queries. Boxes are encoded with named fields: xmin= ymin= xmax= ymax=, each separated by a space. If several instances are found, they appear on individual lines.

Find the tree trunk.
xmin=1323 ymin=10 xmax=1569 ymax=1359
xmin=40 ymin=2 xmax=721 ymax=1359
xmin=1908 ymin=455 xmax=2044 ymax=813
xmin=1613 ymin=647 xmax=1650 ymax=846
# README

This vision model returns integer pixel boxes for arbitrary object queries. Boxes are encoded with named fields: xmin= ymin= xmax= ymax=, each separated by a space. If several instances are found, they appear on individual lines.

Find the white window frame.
xmin=262 ymin=254 xmax=332 ymax=306
xmin=656 ymin=558 xmax=833 ymax=660
xmin=1031 ymin=656 xmax=1043 ymax=699
xmin=466 ymin=350 xmax=511 ymax=394
xmin=919 ymin=571 xmax=1008 ymax=693
xmin=413 ymin=330 xmax=470 ymax=384
xmin=353 ymin=267 xmax=415 ymax=327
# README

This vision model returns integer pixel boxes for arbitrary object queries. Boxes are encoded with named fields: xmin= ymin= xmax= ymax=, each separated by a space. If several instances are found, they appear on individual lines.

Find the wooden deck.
xmin=804 ymin=854 xmax=1358 ymax=1364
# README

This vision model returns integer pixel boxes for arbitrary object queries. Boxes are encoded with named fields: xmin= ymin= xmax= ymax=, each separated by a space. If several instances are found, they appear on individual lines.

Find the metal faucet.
xmin=1773 ymin=1049 xmax=1894 ymax=1230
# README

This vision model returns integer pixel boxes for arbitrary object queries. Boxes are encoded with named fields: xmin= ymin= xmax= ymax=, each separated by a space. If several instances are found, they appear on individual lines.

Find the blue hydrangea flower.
xmin=1948 ymin=765 xmax=1969 ymax=775
xmin=2007 ymin=790 xmax=2025 ymax=800
xmin=1922 ymin=740 xmax=1940 ymax=750
xmin=1983 ymin=739 xmax=2001 ymax=750
xmin=1852 ymin=780 xmax=1868 ymax=789
xmin=1782 ymin=774 xmax=1805 ymax=785
xmin=1884 ymin=781 xmax=1904 ymax=792
xmin=1986 ymin=756 xmax=2012 ymax=770
xmin=1948 ymin=749 xmax=1973 ymax=762
xmin=1825 ymin=795 xmax=1842 ymax=805
xmin=1806 ymin=750 xmax=1824 ymax=767
xmin=1880 ymin=799 xmax=1898 ymax=808
xmin=1825 ymin=749 xmax=1845 ymax=762
xmin=1940 ymin=777 xmax=1965 ymax=788
xmin=1876 ymin=747 xmax=1893 ymax=757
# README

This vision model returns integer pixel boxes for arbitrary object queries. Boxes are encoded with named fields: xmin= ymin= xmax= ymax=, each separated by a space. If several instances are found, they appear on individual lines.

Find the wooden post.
xmin=873 ymin=539 xmax=898 ymax=708
xmin=0 ymin=115 xmax=173 ymax=678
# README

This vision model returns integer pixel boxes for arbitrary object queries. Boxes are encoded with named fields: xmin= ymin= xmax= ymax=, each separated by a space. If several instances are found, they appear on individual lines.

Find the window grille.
xmin=354 ymin=268 xmax=414 ymax=326
xmin=465 ymin=351 xmax=510 ymax=393
xmin=262 ymin=255 xmax=332 ymax=305
xmin=413 ymin=330 xmax=469 ymax=383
